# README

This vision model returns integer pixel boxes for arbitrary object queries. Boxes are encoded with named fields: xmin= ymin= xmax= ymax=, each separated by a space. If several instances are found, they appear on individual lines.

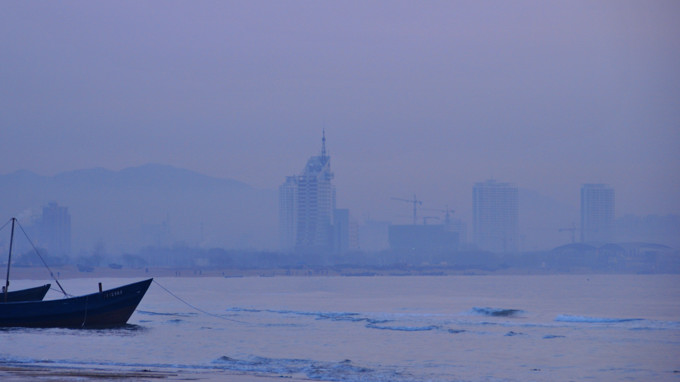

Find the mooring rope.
xmin=152 ymin=279 xmax=248 ymax=324
xmin=15 ymin=220 xmax=70 ymax=297
xmin=0 ymin=219 xmax=11 ymax=233
xmin=1 ymin=218 xmax=70 ymax=297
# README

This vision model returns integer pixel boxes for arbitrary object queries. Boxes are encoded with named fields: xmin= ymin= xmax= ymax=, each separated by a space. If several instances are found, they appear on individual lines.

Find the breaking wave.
xmin=137 ymin=310 xmax=198 ymax=317
xmin=470 ymin=307 xmax=524 ymax=317
xmin=226 ymin=306 xmax=557 ymax=335
xmin=225 ymin=307 xmax=262 ymax=313
xmin=553 ymin=315 xmax=680 ymax=331
xmin=554 ymin=315 xmax=643 ymax=323
xmin=1 ymin=353 xmax=418 ymax=381
xmin=365 ymin=323 xmax=440 ymax=332
xmin=447 ymin=329 xmax=466 ymax=334
xmin=213 ymin=355 xmax=417 ymax=381
xmin=227 ymin=307 xmax=391 ymax=325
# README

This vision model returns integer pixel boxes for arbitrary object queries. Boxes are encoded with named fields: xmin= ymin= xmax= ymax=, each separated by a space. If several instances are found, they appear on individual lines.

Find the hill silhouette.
xmin=0 ymin=164 xmax=277 ymax=255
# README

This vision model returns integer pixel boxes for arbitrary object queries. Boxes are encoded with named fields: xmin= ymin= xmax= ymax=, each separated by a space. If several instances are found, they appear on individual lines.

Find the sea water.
xmin=1 ymin=274 xmax=679 ymax=381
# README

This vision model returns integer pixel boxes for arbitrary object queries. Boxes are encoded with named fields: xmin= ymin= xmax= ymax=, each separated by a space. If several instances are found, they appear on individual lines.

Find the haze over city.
xmin=1 ymin=1 xmax=679 ymax=254
xmin=1 ymin=4 xmax=680 ymax=381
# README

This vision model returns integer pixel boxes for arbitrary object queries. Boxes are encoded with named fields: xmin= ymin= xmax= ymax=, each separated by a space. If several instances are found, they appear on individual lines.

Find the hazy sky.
xmin=1 ymin=1 xmax=678 ymax=223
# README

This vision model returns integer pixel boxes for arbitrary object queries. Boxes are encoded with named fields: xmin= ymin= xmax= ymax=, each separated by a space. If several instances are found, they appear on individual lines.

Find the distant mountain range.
xmin=0 ymin=164 xmax=277 ymax=254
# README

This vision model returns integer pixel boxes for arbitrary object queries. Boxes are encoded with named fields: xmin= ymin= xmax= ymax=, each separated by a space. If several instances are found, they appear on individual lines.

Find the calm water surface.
xmin=1 ymin=274 xmax=679 ymax=381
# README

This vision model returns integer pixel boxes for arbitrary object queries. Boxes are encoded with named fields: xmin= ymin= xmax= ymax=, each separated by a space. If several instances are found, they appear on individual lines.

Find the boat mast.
xmin=4 ymin=217 xmax=16 ymax=302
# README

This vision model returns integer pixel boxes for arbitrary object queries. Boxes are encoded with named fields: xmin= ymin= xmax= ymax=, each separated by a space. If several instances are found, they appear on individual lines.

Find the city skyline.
xmin=2 ymin=162 xmax=679 ymax=255
xmin=1 ymin=1 xmax=678 ymax=227
xmin=1 ymin=3 xmax=678 ymax=380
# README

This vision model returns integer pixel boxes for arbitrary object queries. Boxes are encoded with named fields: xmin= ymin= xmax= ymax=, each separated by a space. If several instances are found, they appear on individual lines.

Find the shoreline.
xmin=0 ymin=365 xmax=177 ymax=381
xmin=5 ymin=264 xmax=667 ymax=281
xmin=0 ymin=364 xmax=312 ymax=381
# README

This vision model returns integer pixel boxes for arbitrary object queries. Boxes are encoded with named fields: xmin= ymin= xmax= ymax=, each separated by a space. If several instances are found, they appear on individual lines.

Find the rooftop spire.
xmin=321 ymin=129 xmax=327 ymax=160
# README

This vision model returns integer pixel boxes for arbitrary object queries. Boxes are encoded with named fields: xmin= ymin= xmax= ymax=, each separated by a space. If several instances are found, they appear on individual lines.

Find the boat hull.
xmin=1 ymin=284 xmax=51 ymax=302
xmin=0 ymin=279 xmax=152 ymax=328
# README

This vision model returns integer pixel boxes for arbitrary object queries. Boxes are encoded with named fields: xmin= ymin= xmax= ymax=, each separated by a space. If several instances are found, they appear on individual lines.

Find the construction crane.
xmin=558 ymin=223 xmax=578 ymax=243
xmin=391 ymin=194 xmax=422 ymax=225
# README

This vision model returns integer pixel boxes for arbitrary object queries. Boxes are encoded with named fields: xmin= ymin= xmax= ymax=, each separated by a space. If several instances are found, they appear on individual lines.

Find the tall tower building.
xmin=39 ymin=202 xmax=71 ymax=256
xmin=278 ymin=132 xmax=336 ymax=253
xmin=580 ymin=184 xmax=615 ymax=243
xmin=473 ymin=180 xmax=519 ymax=253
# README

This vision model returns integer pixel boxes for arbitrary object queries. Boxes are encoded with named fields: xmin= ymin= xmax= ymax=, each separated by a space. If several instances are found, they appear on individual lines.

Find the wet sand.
xmin=0 ymin=364 xmax=312 ymax=381
xmin=0 ymin=365 xmax=177 ymax=381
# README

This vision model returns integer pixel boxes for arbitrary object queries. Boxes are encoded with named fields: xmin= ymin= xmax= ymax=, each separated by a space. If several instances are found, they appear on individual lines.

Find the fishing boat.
xmin=0 ymin=217 xmax=152 ymax=328
xmin=1 ymin=284 xmax=51 ymax=303
xmin=0 ymin=278 xmax=152 ymax=328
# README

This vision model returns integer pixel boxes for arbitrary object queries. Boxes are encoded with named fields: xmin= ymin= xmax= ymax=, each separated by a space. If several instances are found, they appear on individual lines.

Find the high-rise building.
xmin=580 ymin=184 xmax=615 ymax=243
xmin=278 ymin=176 xmax=297 ymax=251
xmin=279 ymin=132 xmax=338 ymax=253
xmin=473 ymin=180 xmax=519 ymax=252
xmin=39 ymin=202 xmax=71 ymax=256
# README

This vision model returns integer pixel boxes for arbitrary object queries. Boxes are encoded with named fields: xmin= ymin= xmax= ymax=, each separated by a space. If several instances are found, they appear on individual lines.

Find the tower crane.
xmin=391 ymin=194 xmax=422 ymax=225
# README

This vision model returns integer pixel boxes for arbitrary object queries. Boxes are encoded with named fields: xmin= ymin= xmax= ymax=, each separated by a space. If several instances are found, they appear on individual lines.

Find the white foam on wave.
xmin=213 ymin=355 xmax=419 ymax=381
xmin=365 ymin=323 xmax=441 ymax=332
xmin=137 ymin=310 xmax=197 ymax=317
xmin=554 ymin=315 xmax=643 ymax=323
xmin=228 ymin=306 xmax=392 ymax=325
xmin=554 ymin=315 xmax=680 ymax=331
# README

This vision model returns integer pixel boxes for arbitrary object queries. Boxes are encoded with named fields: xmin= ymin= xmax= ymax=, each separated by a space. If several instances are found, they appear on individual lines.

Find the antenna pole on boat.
xmin=4 ymin=217 xmax=16 ymax=302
